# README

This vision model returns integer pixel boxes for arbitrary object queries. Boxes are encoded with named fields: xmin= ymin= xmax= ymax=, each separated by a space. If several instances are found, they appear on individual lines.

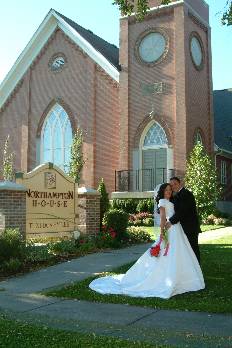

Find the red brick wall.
xmin=184 ymin=7 xmax=214 ymax=157
xmin=119 ymin=0 xmax=212 ymax=178
xmin=95 ymin=68 xmax=119 ymax=193
xmin=0 ymin=190 xmax=26 ymax=237
xmin=0 ymin=29 xmax=119 ymax=193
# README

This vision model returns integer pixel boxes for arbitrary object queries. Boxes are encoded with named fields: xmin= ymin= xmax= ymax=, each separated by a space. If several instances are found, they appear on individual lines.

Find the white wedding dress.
xmin=89 ymin=199 xmax=205 ymax=299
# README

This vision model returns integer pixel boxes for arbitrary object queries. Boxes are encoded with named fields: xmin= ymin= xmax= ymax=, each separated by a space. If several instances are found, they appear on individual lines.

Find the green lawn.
xmin=143 ymin=225 xmax=226 ymax=239
xmin=0 ymin=315 xmax=170 ymax=348
xmin=45 ymin=235 xmax=232 ymax=314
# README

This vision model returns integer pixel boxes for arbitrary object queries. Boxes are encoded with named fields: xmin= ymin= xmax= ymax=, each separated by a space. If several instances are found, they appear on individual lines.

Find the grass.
xmin=45 ymin=235 xmax=232 ymax=314
xmin=143 ymin=225 xmax=227 ymax=239
xmin=0 ymin=315 xmax=171 ymax=348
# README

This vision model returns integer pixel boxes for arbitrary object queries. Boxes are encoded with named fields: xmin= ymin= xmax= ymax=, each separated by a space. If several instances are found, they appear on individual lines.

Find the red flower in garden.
xmin=110 ymin=231 xmax=117 ymax=238
xmin=79 ymin=239 xmax=85 ymax=244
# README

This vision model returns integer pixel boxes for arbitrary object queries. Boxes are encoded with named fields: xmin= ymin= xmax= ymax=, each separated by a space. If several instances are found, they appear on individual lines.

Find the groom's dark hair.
xmin=170 ymin=176 xmax=181 ymax=183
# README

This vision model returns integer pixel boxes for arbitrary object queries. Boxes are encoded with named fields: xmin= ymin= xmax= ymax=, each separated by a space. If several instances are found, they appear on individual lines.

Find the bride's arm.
xmin=159 ymin=207 xmax=166 ymax=236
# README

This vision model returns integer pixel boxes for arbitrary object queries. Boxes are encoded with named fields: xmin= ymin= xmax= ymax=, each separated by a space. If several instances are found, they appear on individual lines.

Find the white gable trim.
xmin=0 ymin=9 xmax=119 ymax=109
xmin=53 ymin=12 xmax=119 ymax=82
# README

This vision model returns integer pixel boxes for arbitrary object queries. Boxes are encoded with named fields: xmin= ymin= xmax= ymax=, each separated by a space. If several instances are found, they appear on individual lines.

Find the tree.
xmin=113 ymin=0 xmax=232 ymax=25
xmin=68 ymin=127 xmax=85 ymax=184
xmin=222 ymin=1 xmax=232 ymax=25
xmin=2 ymin=135 xmax=14 ymax=181
xmin=97 ymin=178 xmax=110 ymax=226
xmin=184 ymin=143 xmax=221 ymax=220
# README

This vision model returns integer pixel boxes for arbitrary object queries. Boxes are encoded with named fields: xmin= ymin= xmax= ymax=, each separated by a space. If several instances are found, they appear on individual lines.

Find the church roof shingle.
xmin=55 ymin=10 xmax=120 ymax=71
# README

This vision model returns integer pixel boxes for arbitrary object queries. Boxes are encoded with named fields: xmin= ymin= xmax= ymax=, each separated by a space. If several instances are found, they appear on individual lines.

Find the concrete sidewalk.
xmin=0 ymin=228 xmax=231 ymax=347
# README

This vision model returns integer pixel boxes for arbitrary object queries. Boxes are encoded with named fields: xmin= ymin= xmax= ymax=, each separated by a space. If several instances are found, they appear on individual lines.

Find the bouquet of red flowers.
xmin=150 ymin=230 xmax=169 ymax=257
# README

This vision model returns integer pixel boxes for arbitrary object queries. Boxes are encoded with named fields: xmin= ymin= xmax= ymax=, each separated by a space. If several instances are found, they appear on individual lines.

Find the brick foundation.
xmin=0 ymin=182 xmax=27 ymax=238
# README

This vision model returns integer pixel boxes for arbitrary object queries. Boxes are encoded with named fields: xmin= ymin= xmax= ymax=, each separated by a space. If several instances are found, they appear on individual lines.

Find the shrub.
xmin=111 ymin=198 xmax=154 ymax=214
xmin=48 ymin=240 xmax=77 ymax=256
xmin=0 ymin=229 xmax=25 ymax=262
xmin=25 ymin=243 xmax=55 ymax=263
xmin=103 ymin=209 xmax=129 ymax=241
xmin=185 ymin=143 xmax=221 ymax=220
xmin=143 ymin=217 xmax=154 ymax=226
xmin=95 ymin=225 xmax=120 ymax=248
xmin=1 ymin=258 xmax=22 ymax=274
xmin=202 ymin=214 xmax=232 ymax=226
xmin=129 ymin=212 xmax=153 ymax=226
xmin=98 ymin=178 xmax=110 ymax=226
xmin=126 ymin=226 xmax=152 ymax=244
xmin=111 ymin=199 xmax=139 ymax=214
xmin=136 ymin=199 xmax=154 ymax=214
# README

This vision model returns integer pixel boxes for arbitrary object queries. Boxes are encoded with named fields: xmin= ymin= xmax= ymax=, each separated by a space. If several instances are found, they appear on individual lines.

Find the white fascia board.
xmin=53 ymin=12 xmax=119 ymax=83
xmin=0 ymin=10 xmax=57 ymax=108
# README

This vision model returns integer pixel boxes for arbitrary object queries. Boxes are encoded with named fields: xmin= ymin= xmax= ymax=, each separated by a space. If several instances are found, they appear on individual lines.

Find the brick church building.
xmin=0 ymin=0 xmax=218 ymax=199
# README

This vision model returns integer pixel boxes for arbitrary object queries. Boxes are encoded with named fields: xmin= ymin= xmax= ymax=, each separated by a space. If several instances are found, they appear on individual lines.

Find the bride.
xmin=89 ymin=183 xmax=205 ymax=299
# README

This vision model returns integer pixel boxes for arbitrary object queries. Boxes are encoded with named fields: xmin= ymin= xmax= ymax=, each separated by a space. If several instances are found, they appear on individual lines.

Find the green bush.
xmin=0 ymin=229 xmax=25 ymax=262
xmin=111 ymin=199 xmax=139 ymax=214
xmin=98 ymin=178 xmax=110 ymax=226
xmin=126 ymin=226 xmax=152 ymax=244
xmin=136 ymin=199 xmax=154 ymax=213
xmin=25 ymin=243 xmax=55 ymax=263
xmin=1 ymin=258 xmax=22 ymax=274
xmin=143 ymin=217 xmax=154 ymax=226
xmin=48 ymin=240 xmax=77 ymax=256
xmin=111 ymin=198 xmax=154 ymax=214
xmin=103 ymin=209 xmax=129 ymax=241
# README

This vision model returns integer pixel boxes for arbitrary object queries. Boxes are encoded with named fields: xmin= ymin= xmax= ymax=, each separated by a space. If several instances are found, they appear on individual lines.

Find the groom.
xmin=165 ymin=177 xmax=201 ymax=263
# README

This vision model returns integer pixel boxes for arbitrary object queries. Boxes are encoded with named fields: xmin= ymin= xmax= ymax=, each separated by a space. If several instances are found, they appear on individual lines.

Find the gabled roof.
xmin=0 ymin=9 xmax=119 ymax=109
xmin=214 ymin=89 xmax=232 ymax=153
xmin=55 ymin=11 xmax=120 ymax=71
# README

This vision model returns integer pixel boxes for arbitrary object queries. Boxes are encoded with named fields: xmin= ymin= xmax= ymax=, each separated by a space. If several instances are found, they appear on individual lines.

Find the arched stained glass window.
xmin=194 ymin=130 xmax=203 ymax=145
xmin=41 ymin=104 xmax=72 ymax=172
xmin=143 ymin=122 xmax=168 ymax=147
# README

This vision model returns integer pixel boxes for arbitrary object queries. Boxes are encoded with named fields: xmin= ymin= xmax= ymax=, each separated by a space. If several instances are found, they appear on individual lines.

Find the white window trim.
xmin=221 ymin=161 xmax=227 ymax=185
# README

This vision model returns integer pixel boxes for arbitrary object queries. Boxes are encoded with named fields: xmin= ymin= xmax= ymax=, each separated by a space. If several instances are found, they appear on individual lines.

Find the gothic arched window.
xmin=143 ymin=122 xmax=168 ymax=148
xmin=40 ymin=103 xmax=72 ymax=171
xmin=194 ymin=129 xmax=203 ymax=145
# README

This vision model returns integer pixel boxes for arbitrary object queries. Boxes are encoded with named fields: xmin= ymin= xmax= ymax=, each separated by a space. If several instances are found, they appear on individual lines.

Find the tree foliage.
xmin=2 ymin=135 xmax=14 ymax=181
xmin=68 ymin=127 xmax=85 ymax=184
xmin=113 ymin=0 xmax=232 ymax=25
xmin=184 ymin=143 xmax=221 ymax=220
xmin=222 ymin=1 xmax=232 ymax=25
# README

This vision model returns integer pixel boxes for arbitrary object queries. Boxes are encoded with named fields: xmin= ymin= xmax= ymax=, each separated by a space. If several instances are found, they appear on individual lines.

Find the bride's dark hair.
xmin=155 ymin=183 xmax=171 ymax=205
xmin=155 ymin=184 xmax=173 ymax=215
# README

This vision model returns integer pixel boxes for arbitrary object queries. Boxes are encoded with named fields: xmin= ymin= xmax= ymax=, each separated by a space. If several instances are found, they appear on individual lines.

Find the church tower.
xmin=119 ymin=0 xmax=213 ymax=190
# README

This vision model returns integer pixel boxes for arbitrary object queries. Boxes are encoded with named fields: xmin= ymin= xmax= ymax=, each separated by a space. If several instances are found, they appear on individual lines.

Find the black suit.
xmin=169 ymin=187 xmax=201 ymax=263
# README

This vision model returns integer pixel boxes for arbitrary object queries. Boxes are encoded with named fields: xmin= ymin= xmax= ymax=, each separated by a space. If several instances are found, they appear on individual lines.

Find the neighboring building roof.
xmin=214 ymin=88 xmax=232 ymax=153
xmin=55 ymin=11 xmax=120 ymax=71
xmin=0 ymin=9 xmax=119 ymax=109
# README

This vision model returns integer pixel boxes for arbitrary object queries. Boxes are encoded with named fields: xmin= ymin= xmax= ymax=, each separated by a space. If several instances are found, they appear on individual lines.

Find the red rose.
xmin=110 ymin=231 xmax=117 ymax=238
xmin=79 ymin=239 xmax=85 ymax=244
xmin=150 ymin=245 xmax=160 ymax=257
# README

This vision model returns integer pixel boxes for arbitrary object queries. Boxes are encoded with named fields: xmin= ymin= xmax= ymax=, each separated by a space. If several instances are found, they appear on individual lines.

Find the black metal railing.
xmin=115 ymin=168 xmax=175 ymax=192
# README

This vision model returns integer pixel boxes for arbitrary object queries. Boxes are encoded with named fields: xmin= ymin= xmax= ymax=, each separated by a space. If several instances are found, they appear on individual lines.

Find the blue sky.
xmin=0 ymin=0 xmax=231 ymax=90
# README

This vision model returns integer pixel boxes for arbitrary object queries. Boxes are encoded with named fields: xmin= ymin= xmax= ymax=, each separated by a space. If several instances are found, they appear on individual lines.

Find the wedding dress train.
xmin=89 ymin=199 xmax=205 ymax=299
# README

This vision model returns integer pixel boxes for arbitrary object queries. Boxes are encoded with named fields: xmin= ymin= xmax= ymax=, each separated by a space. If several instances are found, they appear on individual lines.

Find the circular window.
xmin=49 ymin=54 xmax=67 ymax=72
xmin=190 ymin=33 xmax=204 ymax=70
xmin=135 ymin=29 xmax=169 ymax=66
